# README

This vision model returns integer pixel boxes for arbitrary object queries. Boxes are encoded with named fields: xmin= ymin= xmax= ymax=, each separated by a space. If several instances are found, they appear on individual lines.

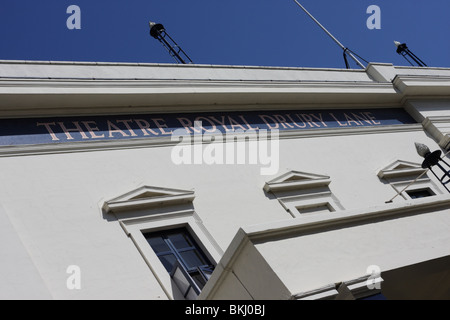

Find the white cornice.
xmin=102 ymin=185 xmax=195 ymax=214
xmin=0 ymin=60 xmax=370 ymax=80
xmin=0 ymin=78 xmax=399 ymax=114
xmin=242 ymin=195 xmax=450 ymax=242
xmin=0 ymin=61 xmax=449 ymax=122
xmin=377 ymin=160 xmax=427 ymax=179
xmin=393 ymin=74 xmax=450 ymax=96
xmin=264 ymin=170 xmax=331 ymax=193
xmin=199 ymin=194 xmax=450 ymax=300
xmin=0 ymin=61 xmax=408 ymax=115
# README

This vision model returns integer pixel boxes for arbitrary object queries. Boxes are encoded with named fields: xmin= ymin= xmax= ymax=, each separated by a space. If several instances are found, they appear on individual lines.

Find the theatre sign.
xmin=0 ymin=108 xmax=415 ymax=146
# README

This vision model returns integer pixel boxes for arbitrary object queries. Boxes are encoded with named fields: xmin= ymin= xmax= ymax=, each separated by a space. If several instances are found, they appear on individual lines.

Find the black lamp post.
xmin=415 ymin=143 xmax=450 ymax=193
xmin=149 ymin=21 xmax=194 ymax=64
xmin=394 ymin=41 xmax=427 ymax=67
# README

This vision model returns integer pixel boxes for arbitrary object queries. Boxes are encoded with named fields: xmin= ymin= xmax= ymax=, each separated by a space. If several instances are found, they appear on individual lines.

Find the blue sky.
xmin=0 ymin=0 xmax=449 ymax=69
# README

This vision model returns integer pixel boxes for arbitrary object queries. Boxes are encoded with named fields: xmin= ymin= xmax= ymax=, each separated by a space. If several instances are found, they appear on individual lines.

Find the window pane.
xmin=190 ymin=271 xmax=207 ymax=289
xmin=297 ymin=204 xmax=331 ymax=215
xmin=360 ymin=293 xmax=387 ymax=300
xmin=146 ymin=236 xmax=171 ymax=254
xmin=159 ymin=254 xmax=177 ymax=273
xmin=144 ymin=228 xmax=214 ymax=282
xmin=406 ymin=189 xmax=433 ymax=199
xmin=167 ymin=232 xmax=194 ymax=250
xmin=180 ymin=250 xmax=207 ymax=269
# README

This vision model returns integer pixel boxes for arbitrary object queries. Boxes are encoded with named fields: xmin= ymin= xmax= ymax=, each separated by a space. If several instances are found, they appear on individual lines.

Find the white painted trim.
xmin=103 ymin=183 xmax=223 ymax=300
xmin=265 ymin=170 xmax=343 ymax=219
xmin=265 ymin=178 xmax=332 ymax=193
xmin=393 ymin=74 xmax=450 ymax=97
xmin=292 ymin=274 xmax=384 ymax=300
xmin=422 ymin=117 xmax=450 ymax=150
xmin=343 ymin=275 xmax=384 ymax=300
xmin=292 ymin=284 xmax=339 ymax=300
xmin=377 ymin=158 xmax=445 ymax=200
xmin=199 ymin=195 xmax=450 ymax=300
xmin=377 ymin=160 xmax=426 ymax=179
xmin=103 ymin=186 xmax=195 ymax=214
xmin=244 ymin=195 xmax=450 ymax=241
xmin=264 ymin=170 xmax=331 ymax=193
xmin=391 ymin=178 xmax=443 ymax=200
xmin=120 ymin=209 xmax=223 ymax=300
xmin=105 ymin=194 xmax=196 ymax=214
xmin=279 ymin=191 xmax=344 ymax=218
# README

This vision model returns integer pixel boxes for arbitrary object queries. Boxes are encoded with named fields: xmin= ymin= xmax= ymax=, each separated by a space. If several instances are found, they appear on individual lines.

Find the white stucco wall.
xmin=0 ymin=204 xmax=51 ymax=299
xmin=254 ymin=205 xmax=450 ymax=296
xmin=0 ymin=61 xmax=449 ymax=300
xmin=0 ymin=123 xmax=445 ymax=299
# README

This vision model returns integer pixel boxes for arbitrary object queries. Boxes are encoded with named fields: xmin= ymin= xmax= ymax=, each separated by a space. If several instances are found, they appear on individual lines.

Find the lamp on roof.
xmin=394 ymin=41 xmax=427 ymax=67
xmin=415 ymin=142 xmax=450 ymax=192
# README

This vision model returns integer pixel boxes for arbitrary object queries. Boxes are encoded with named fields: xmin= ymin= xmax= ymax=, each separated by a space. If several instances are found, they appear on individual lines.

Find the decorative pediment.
xmin=103 ymin=186 xmax=195 ymax=213
xmin=263 ymin=170 xmax=331 ymax=193
xmin=377 ymin=160 xmax=427 ymax=179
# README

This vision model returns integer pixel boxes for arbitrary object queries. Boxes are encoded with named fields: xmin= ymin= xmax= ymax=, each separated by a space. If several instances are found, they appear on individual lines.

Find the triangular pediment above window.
xmin=263 ymin=170 xmax=331 ymax=193
xmin=103 ymin=186 xmax=195 ymax=214
xmin=377 ymin=160 xmax=427 ymax=179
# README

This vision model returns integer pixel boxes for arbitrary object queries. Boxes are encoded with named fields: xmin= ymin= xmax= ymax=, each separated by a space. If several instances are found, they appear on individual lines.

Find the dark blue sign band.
xmin=0 ymin=108 xmax=416 ymax=146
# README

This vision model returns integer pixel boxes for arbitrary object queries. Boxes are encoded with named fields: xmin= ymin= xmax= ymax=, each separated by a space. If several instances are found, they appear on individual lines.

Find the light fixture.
xmin=394 ymin=41 xmax=427 ymax=67
xmin=415 ymin=142 xmax=450 ymax=192
xmin=149 ymin=21 xmax=194 ymax=64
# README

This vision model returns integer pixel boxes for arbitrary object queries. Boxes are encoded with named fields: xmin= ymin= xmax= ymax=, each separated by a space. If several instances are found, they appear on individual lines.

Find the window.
xmin=144 ymin=228 xmax=214 ymax=293
xmin=264 ymin=170 xmax=343 ymax=218
xmin=103 ymin=185 xmax=222 ymax=300
xmin=296 ymin=203 xmax=333 ymax=215
xmin=377 ymin=160 xmax=443 ymax=201
xmin=406 ymin=188 xmax=434 ymax=199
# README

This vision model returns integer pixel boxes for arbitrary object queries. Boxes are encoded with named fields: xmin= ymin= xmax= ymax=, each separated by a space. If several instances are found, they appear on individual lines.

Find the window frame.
xmin=104 ymin=185 xmax=223 ymax=300
xmin=295 ymin=202 xmax=334 ymax=215
xmin=119 ymin=209 xmax=222 ymax=300
xmin=280 ymin=191 xmax=343 ymax=218
xmin=390 ymin=178 xmax=441 ymax=201
xmin=264 ymin=170 xmax=344 ymax=218
xmin=405 ymin=188 xmax=435 ymax=200
xmin=377 ymin=160 xmax=444 ymax=202
xmin=144 ymin=227 xmax=214 ymax=275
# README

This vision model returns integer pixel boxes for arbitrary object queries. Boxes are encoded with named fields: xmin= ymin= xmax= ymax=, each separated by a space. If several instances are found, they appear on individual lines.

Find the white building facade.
xmin=0 ymin=60 xmax=449 ymax=300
